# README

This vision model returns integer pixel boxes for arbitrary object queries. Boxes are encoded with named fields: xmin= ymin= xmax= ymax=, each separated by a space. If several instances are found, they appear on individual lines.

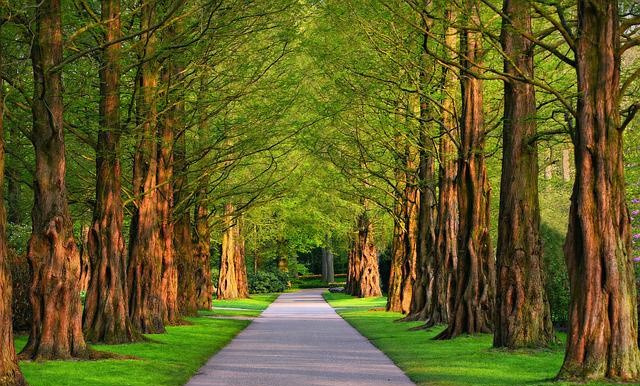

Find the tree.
xmin=127 ymin=0 xmax=164 ymax=334
xmin=194 ymin=188 xmax=213 ymax=310
xmin=0 ymin=29 xmax=26 ymax=385
xmin=321 ymin=241 xmax=335 ymax=284
xmin=425 ymin=5 xmax=459 ymax=327
xmin=346 ymin=208 xmax=382 ymax=298
xmin=217 ymin=203 xmax=249 ymax=300
xmin=83 ymin=0 xmax=140 ymax=344
xmin=493 ymin=0 xmax=554 ymax=349
xmin=436 ymin=0 xmax=494 ymax=339
xmin=20 ymin=0 xmax=90 ymax=359
xmin=558 ymin=0 xmax=640 ymax=380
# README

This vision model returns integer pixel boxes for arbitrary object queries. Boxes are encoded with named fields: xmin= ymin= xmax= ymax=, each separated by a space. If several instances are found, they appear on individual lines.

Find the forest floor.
xmin=324 ymin=292 xmax=613 ymax=386
xmin=186 ymin=289 xmax=413 ymax=386
xmin=13 ymin=294 xmax=278 ymax=386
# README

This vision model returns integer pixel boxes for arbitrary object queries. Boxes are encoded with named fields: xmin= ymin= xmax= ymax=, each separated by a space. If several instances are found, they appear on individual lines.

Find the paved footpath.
xmin=186 ymin=288 xmax=415 ymax=386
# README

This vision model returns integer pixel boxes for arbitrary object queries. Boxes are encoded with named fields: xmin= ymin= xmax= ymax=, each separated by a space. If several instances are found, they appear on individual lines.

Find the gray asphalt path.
xmin=186 ymin=288 xmax=415 ymax=386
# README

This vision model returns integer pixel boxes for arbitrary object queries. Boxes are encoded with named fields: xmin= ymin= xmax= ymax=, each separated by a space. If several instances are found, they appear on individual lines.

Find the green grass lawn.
xmin=15 ymin=294 xmax=278 ymax=386
xmin=324 ymin=292 xmax=611 ymax=386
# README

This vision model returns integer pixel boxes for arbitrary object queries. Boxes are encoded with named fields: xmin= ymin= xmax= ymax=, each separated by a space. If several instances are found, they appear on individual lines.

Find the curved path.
xmin=186 ymin=288 xmax=414 ymax=386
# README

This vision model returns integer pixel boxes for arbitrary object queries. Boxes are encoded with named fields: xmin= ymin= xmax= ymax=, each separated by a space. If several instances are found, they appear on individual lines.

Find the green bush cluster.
xmin=249 ymin=270 xmax=290 ymax=294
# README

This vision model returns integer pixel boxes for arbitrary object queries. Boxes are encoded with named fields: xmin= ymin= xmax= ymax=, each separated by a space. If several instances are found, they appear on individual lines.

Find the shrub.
xmin=249 ymin=270 xmax=290 ymax=294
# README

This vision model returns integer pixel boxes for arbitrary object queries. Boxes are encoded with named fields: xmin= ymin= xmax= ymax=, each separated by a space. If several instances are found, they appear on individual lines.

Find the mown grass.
xmin=324 ymin=292 xmax=612 ymax=386
xmin=15 ymin=294 xmax=277 ymax=386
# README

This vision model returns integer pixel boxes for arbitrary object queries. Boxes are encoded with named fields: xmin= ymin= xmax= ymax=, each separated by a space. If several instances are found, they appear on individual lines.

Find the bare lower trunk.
xmin=436 ymin=2 xmax=494 ymax=339
xmin=127 ymin=0 xmax=164 ymax=334
xmin=386 ymin=206 xmax=406 ymax=311
xmin=347 ymin=210 xmax=381 ymax=298
xmin=158 ymin=67 xmax=178 ymax=325
xmin=424 ymin=8 xmax=459 ymax=328
xmin=0 ymin=33 xmax=27 ymax=385
xmin=83 ymin=0 xmax=139 ymax=344
xmin=494 ymin=0 xmax=554 ymax=349
xmin=174 ymin=132 xmax=197 ymax=317
xmin=20 ymin=0 xmax=90 ymax=360
xmin=217 ymin=204 xmax=248 ymax=300
xmin=78 ymin=226 xmax=91 ymax=293
xmin=558 ymin=0 xmax=640 ymax=380
xmin=194 ymin=193 xmax=212 ymax=310
xmin=405 ymin=13 xmax=438 ymax=321
xmin=321 ymin=245 xmax=334 ymax=284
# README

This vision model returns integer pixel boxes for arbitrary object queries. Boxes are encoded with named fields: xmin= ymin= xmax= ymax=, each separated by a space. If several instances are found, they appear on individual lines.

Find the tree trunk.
xmin=127 ymin=0 xmax=164 ymax=334
xmin=386 ymin=202 xmax=406 ymax=311
xmin=558 ymin=0 xmax=640 ymax=381
xmin=194 ymin=191 xmax=212 ymax=310
xmin=405 ymin=11 xmax=438 ymax=321
xmin=174 ymin=127 xmax=197 ymax=317
xmin=347 ymin=210 xmax=382 ymax=298
xmin=83 ymin=0 xmax=139 ymax=343
xmin=217 ymin=204 xmax=248 ymax=300
xmin=561 ymin=148 xmax=571 ymax=182
xmin=20 ymin=0 xmax=90 ymax=359
xmin=0 ymin=32 xmax=27 ymax=385
xmin=234 ymin=217 xmax=249 ymax=298
xmin=321 ymin=244 xmax=334 ymax=284
xmin=425 ymin=6 xmax=458 ymax=328
xmin=78 ymin=225 xmax=91 ymax=293
xmin=436 ymin=1 xmax=494 ymax=339
xmin=493 ymin=0 xmax=554 ymax=349
xmin=157 ymin=65 xmax=178 ymax=325
xmin=399 ymin=170 xmax=419 ymax=314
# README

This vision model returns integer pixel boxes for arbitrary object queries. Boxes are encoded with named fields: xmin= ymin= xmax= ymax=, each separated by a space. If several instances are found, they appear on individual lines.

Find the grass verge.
xmin=324 ymin=292 xmax=611 ymax=386
xmin=15 ymin=293 xmax=278 ymax=386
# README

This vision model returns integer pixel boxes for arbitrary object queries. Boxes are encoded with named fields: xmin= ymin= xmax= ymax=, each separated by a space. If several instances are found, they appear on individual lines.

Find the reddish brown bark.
xmin=83 ymin=0 xmax=139 ymax=344
xmin=347 ymin=210 xmax=382 ymax=298
xmin=78 ymin=226 xmax=91 ymax=293
xmin=20 ymin=0 xmax=91 ymax=359
xmin=405 ymin=14 xmax=438 ymax=321
xmin=194 ymin=192 xmax=212 ymax=310
xmin=436 ymin=2 xmax=494 ymax=339
xmin=558 ymin=0 xmax=640 ymax=380
xmin=0 ymin=34 xmax=27 ymax=385
xmin=174 ymin=134 xmax=198 ymax=317
xmin=158 ymin=66 xmax=178 ymax=325
xmin=217 ymin=204 xmax=248 ymax=300
xmin=425 ymin=8 xmax=458 ymax=328
xmin=127 ymin=0 xmax=164 ymax=334
xmin=386 ymin=202 xmax=406 ymax=311
xmin=387 ymin=137 xmax=419 ymax=313
xmin=494 ymin=0 xmax=554 ymax=349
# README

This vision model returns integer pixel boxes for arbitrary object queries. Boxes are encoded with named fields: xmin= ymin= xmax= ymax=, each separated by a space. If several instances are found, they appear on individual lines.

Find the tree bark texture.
xmin=494 ymin=0 xmax=554 ymax=349
xmin=174 ymin=131 xmax=198 ymax=317
xmin=157 ymin=65 xmax=178 ymax=326
xmin=83 ymin=0 xmax=139 ymax=344
xmin=21 ymin=0 xmax=90 ymax=359
xmin=194 ymin=191 xmax=212 ymax=310
xmin=217 ymin=204 xmax=248 ymax=300
xmin=127 ymin=0 xmax=164 ymax=334
xmin=0 ymin=33 xmax=27 ymax=385
xmin=347 ymin=211 xmax=382 ymax=298
xmin=558 ymin=0 xmax=640 ymax=380
xmin=436 ymin=2 xmax=494 ymax=339
xmin=321 ymin=246 xmax=334 ymax=284
xmin=426 ymin=7 xmax=459 ymax=328
xmin=405 ymin=14 xmax=438 ymax=321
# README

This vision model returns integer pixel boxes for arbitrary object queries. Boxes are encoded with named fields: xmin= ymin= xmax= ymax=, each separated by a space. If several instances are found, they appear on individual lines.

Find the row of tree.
xmin=334 ymin=0 xmax=640 ymax=382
